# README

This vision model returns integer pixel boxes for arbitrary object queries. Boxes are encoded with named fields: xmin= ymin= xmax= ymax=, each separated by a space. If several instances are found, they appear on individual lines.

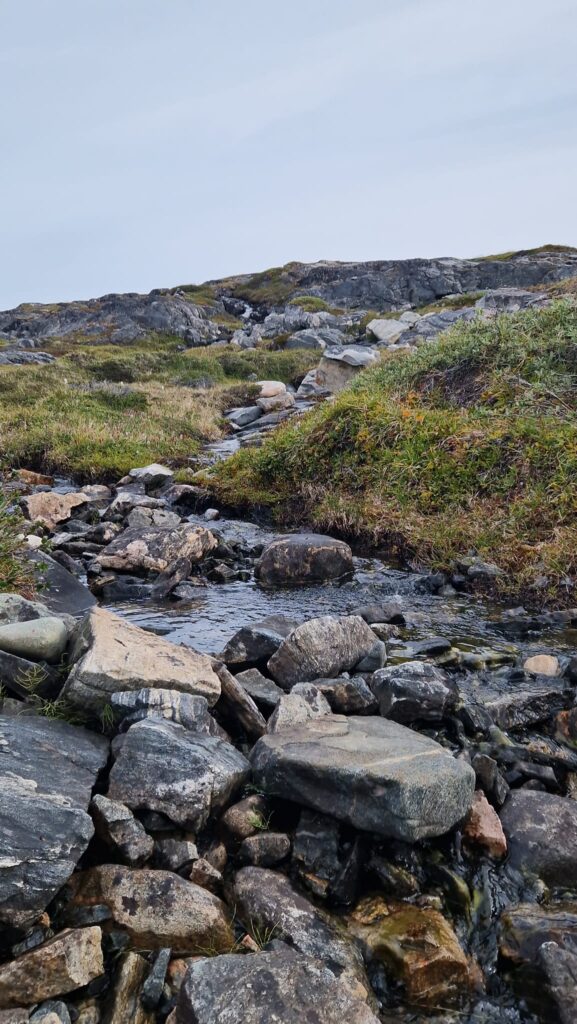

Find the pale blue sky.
xmin=1 ymin=0 xmax=576 ymax=308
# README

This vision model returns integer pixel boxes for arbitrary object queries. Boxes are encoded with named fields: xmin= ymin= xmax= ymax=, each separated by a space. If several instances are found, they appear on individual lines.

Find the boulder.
xmin=232 ymin=867 xmax=371 ymax=997
xmin=484 ymin=685 xmax=570 ymax=729
xmin=266 ymin=688 xmax=331 ymax=733
xmin=255 ymin=533 xmax=353 ymax=585
xmin=315 ymin=347 xmax=378 ymax=393
xmin=90 ymin=794 xmax=154 ymax=866
xmin=463 ymin=791 xmax=507 ymax=857
xmin=214 ymin=664 xmax=266 ymax=739
xmin=0 ymin=928 xmax=104 ymax=1010
xmin=540 ymin=942 xmax=577 ymax=1024
xmin=26 ymin=552 xmax=97 ymax=617
xmin=62 ymin=607 xmax=221 ymax=711
xmin=105 ymin=952 xmax=154 ymax=1024
xmin=94 ymin=524 xmax=216 ymax=575
xmin=285 ymin=327 xmax=345 ymax=350
xmin=21 ymin=491 xmax=88 ymax=530
xmin=0 ymin=617 xmax=68 ymax=664
xmin=255 ymin=380 xmax=286 ymax=398
xmin=174 ymin=949 xmax=380 ymax=1024
xmin=234 ymin=668 xmax=284 ymax=711
xmin=68 ymin=865 xmax=234 ymax=954
xmin=500 ymin=902 xmax=577 ymax=965
xmin=255 ymin=392 xmax=295 ymax=413
xmin=500 ymin=791 xmax=577 ymax=884
xmin=107 ymin=718 xmax=249 ymax=829
xmin=126 ymin=507 xmax=181 ymax=530
xmin=238 ymin=832 xmax=291 ymax=867
xmin=315 ymin=676 xmax=378 ymax=715
xmin=267 ymin=615 xmax=380 ymax=689
xmin=0 ymin=716 xmax=109 ymax=928
xmin=251 ymin=714 xmax=475 ymax=841
xmin=226 ymin=406 xmax=262 ymax=428
xmin=366 ymin=318 xmax=407 ymax=345
xmin=110 ymin=688 xmax=222 ymax=735
xmin=0 ymin=594 xmax=73 ymax=628
xmin=372 ymin=661 xmax=458 ymax=723
xmin=128 ymin=463 xmax=174 ymax=491
xmin=221 ymin=615 xmax=299 ymax=668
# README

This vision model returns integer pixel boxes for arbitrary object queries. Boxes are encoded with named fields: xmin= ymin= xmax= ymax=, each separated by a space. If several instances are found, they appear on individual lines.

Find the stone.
xmin=226 ymin=405 xmax=262 ymax=427
xmin=232 ymin=868 xmax=371 ymax=998
xmin=366 ymin=318 xmax=407 ymax=344
xmin=0 ymin=617 xmax=68 ymax=664
xmin=189 ymin=859 xmax=222 ymax=894
xmin=173 ymin=949 xmax=380 ymax=1024
xmin=234 ymin=668 xmax=284 ymax=710
xmin=0 ymin=927 xmax=104 ymax=1009
xmin=315 ymin=676 xmax=378 ymax=715
xmin=372 ymin=661 xmax=458 ymax=723
xmin=219 ymin=795 xmax=269 ymax=845
xmin=251 ymin=714 xmax=475 ymax=841
xmin=221 ymin=615 xmax=299 ymax=667
xmin=0 ymin=594 xmax=73 ymax=628
xmin=315 ymin=347 xmax=379 ymax=393
xmin=0 ymin=716 xmax=109 ymax=928
xmin=255 ymin=392 xmax=295 ymax=413
xmin=21 ymin=491 xmax=88 ymax=530
xmin=349 ymin=599 xmax=405 ymax=625
xmin=485 ymin=685 xmax=570 ymax=729
xmin=500 ymin=902 xmax=577 ymax=964
xmin=540 ymin=942 xmax=577 ymax=1024
xmin=285 ymin=328 xmax=345 ymax=351
xmin=94 ymin=524 xmax=216 ymax=575
xmin=110 ymin=689 xmax=221 ymax=735
xmin=126 ymin=507 xmax=181 ymax=530
xmin=255 ymin=533 xmax=353 ymax=585
xmin=154 ymin=838 xmax=199 ymax=873
xmin=27 ymin=553 xmax=97 ymax=617
xmin=523 ymin=654 xmax=561 ymax=676
xmin=62 ymin=607 xmax=221 ymax=711
xmin=108 ymin=718 xmax=249 ymax=829
xmin=255 ymin=380 xmax=286 ymax=397
xmin=266 ymin=688 xmax=331 ymax=733
xmin=239 ymin=832 xmax=291 ymax=866
xmin=471 ymin=753 xmax=509 ymax=808
xmin=68 ymin=865 xmax=234 ymax=954
xmin=349 ymin=896 xmax=474 ymax=1009
xmin=500 ymin=791 xmax=577 ymax=885
xmin=267 ymin=616 xmax=379 ymax=689
xmin=90 ymin=794 xmax=154 ymax=866
xmin=15 ymin=468 xmax=54 ymax=486
xmin=141 ymin=947 xmax=172 ymax=1011
xmin=214 ymin=663 xmax=266 ymax=738
xmin=128 ymin=463 xmax=174 ymax=490
xmin=354 ymin=639 xmax=386 ymax=673
xmin=463 ymin=790 xmax=507 ymax=857
xmin=105 ymin=952 xmax=154 ymax=1024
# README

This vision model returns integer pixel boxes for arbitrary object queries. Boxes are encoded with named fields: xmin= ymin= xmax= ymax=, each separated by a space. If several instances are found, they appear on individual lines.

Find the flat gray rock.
xmin=267 ymin=615 xmax=379 ymax=689
xmin=0 ymin=716 xmax=109 ymax=928
xmin=251 ymin=714 xmax=475 ymax=841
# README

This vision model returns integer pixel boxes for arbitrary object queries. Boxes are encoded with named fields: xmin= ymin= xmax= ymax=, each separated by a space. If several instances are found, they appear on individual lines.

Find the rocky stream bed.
xmin=1 ymin=424 xmax=577 ymax=1024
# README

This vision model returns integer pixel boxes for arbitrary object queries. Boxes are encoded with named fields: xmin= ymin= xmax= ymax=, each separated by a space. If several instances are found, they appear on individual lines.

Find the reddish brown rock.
xmin=463 ymin=790 xmax=507 ymax=858
xmin=21 ymin=490 xmax=88 ymax=530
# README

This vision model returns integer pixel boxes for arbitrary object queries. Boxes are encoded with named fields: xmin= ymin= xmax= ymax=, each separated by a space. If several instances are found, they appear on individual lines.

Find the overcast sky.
xmin=1 ymin=0 xmax=576 ymax=308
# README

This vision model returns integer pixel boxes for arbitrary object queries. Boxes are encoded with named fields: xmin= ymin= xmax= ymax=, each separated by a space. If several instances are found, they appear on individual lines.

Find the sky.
xmin=1 ymin=0 xmax=577 ymax=309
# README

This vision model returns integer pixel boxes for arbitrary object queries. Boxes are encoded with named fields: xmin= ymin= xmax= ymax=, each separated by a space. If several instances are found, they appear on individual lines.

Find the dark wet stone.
xmin=141 ymin=947 xmax=171 ymax=1011
xmin=500 ymin=791 xmax=577 ymax=885
xmin=540 ymin=942 xmax=577 ymax=1024
xmin=372 ymin=661 xmax=458 ymax=723
xmin=485 ymin=685 xmax=571 ymax=730
xmin=221 ymin=615 xmax=299 ymax=668
xmin=27 ymin=552 xmax=97 ymax=617
xmin=234 ymin=668 xmax=284 ymax=711
xmin=500 ymin=902 xmax=577 ymax=964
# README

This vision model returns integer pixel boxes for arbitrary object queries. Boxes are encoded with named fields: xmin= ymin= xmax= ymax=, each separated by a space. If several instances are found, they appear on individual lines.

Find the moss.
xmin=227 ymin=264 xmax=302 ymax=307
xmin=208 ymin=300 xmax=577 ymax=605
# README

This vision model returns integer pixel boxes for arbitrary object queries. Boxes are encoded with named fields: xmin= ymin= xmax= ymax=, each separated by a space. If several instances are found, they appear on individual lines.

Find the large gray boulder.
xmin=107 ymin=718 xmax=250 ymax=829
xmin=285 ymin=327 xmax=346 ymax=350
xmin=372 ymin=661 xmax=458 ymax=722
xmin=0 ymin=716 xmax=109 ymax=928
xmin=255 ymin=534 xmax=353 ymax=585
xmin=0 ymin=617 xmax=68 ymax=664
xmin=315 ymin=347 xmax=378 ymax=393
xmin=93 ymin=523 xmax=216 ymax=575
xmin=251 ymin=714 xmax=475 ymax=841
xmin=62 ymin=607 xmax=221 ymax=711
xmin=174 ymin=948 xmax=380 ymax=1024
xmin=366 ymin=318 xmax=407 ymax=344
xmin=267 ymin=615 xmax=379 ymax=689
xmin=500 ymin=791 xmax=577 ymax=885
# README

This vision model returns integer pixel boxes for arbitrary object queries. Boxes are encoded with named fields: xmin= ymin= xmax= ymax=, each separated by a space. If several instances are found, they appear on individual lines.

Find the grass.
xmin=0 ymin=493 xmax=35 ymax=596
xmin=477 ymin=243 xmax=577 ymax=261
xmin=0 ymin=336 xmax=315 ymax=481
xmin=206 ymin=301 xmax=577 ymax=605
xmin=226 ymin=264 xmax=303 ymax=307
xmin=416 ymin=292 xmax=484 ymax=315
xmin=287 ymin=295 xmax=344 ymax=315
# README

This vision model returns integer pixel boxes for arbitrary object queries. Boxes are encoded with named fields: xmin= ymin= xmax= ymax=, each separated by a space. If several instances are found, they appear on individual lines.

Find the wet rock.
xmin=267 ymin=687 xmax=331 ymax=733
xmin=226 ymin=405 xmax=262 ymax=427
xmin=62 ymin=607 xmax=221 ymax=711
xmin=350 ymin=599 xmax=405 ymax=625
xmin=239 ymin=832 xmax=291 ymax=866
xmin=315 ymin=675 xmax=378 ymax=714
xmin=234 ymin=668 xmax=284 ymax=711
xmin=485 ymin=685 xmax=570 ymax=729
xmin=268 ymin=615 xmax=379 ymax=689
xmin=214 ymin=663 xmax=266 ymax=739
xmin=410 ymin=636 xmax=453 ymax=657
xmin=104 ymin=951 xmax=153 ymax=1024
xmin=0 ymin=617 xmax=68 ymax=664
xmin=221 ymin=615 xmax=299 ymax=668
xmin=540 ymin=942 xmax=577 ymax=1024
xmin=94 ymin=524 xmax=216 ymax=575
xmin=255 ymin=534 xmax=353 ymax=585
xmin=173 ymin=948 xmax=380 ymax=1024
xmin=154 ymin=839 xmax=199 ymax=874
xmin=523 ymin=654 xmax=561 ymax=676
xmin=111 ymin=688 xmax=222 ymax=736
xmin=0 ymin=716 xmax=108 ymax=928
xmin=348 ymin=896 xmax=475 ymax=1009
xmin=0 ymin=927 xmax=103 ymax=1009
xmin=372 ymin=660 xmax=458 ymax=722
xmin=90 ymin=794 xmax=154 ymax=866
xmin=292 ymin=809 xmax=342 ymax=897
xmin=251 ymin=715 xmax=475 ymax=841
xmin=220 ymin=795 xmax=269 ymax=845
xmin=500 ymin=791 xmax=577 ymax=885
xmin=232 ymin=867 xmax=371 ymax=997
xmin=108 ymin=718 xmax=249 ymax=829
xmin=463 ymin=790 xmax=507 ymax=857
xmin=472 ymin=753 xmax=509 ymax=807
xmin=21 ymin=491 xmax=88 ymax=530
xmin=68 ymin=865 xmax=234 ymax=953
xmin=128 ymin=463 xmax=174 ymax=491
xmin=500 ymin=902 xmax=577 ymax=964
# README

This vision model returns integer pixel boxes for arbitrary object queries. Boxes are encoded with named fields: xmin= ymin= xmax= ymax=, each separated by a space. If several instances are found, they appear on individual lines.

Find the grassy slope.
xmin=208 ymin=302 xmax=577 ymax=603
xmin=0 ymin=337 xmax=314 ymax=481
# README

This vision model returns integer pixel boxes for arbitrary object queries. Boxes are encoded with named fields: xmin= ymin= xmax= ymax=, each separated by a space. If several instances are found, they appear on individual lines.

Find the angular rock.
xmin=68 ymin=865 xmax=233 ymax=954
xmin=105 ymin=952 xmax=154 ymax=1024
xmin=239 ymin=832 xmax=291 ymax=866
xmin=267 ymin=688 xmax=331 ymax=733
xmin=110 ymin=688 xmax=221 ymax=735
xmin=90 ymin=794 xmax=154 ymax=866
xmin=500 ymin=791 xmax=577 ymax=885
xmin=0 ymin=617 xmax=68 ymax=664
xmin=108 ymin=718 xmax=249 ymax=829
xmin=540 ymin=942 xmax=577 ymax=1024
xmin=485 ymin=685 xmax=570 ymax=729
xmin=316 ymin=347 xmax=378 ymax=393
xmin=500 ymin=902 xmax=577 ymax=964
xmin=126 ymin=507 xmax=181 ymax=530
xmin=315 ymin=676 xmax=378 ymax=715
xmin=234 ymin=668 xmax=284 ymax=711
xmin=214 ymin=663 xmax=266 ymax=739
xmin=372 ymin=661 xmax=458 ymax=723
xmin=0 ymin=594 xmax=73 ymax=628
xmin=0 ymin=716 xmax=108 ymax=928
xmin=226 ymin=405 xmax=262 ymax=428
xmin=349 ymin=896 xmax=474 ymax=1009
xmin=255 ymin=533 xmax=353 ymax=585
xmin=285 ymin=327 xmax=345 ymax=350
xmin=232 ymin=867 xmax=371 ymax=997
xmin=154 ymin=838 xmax=199 ymax=874
xmin=128 ymin=463 xmax=174 ymax=491
xmin=21 ymin=491 xmax=88 ymax=530
xmin=94 ymin=524 xmax=216 ymax=575
xmin=174 ymin=949 xmax=380 ymax=1024
xmin=463 ymin=790 xmax=507 ymax=857
xmin=251 ymin=715 xmax=475 ymax=841
xmin=62 ymin=607 xmax=221 ymax=711
xmin=0 ymin=927 xmax=103 ymax=1009
xmin=221 ymin=615 xmax=299 ymax=668
xmin=27 ymin=552 xmax=97 ymax=618
xmin=268 ymin=615 xmax=379 ymax=689
xmin=366 ymin=318 xmax=407 ymax=344
xmin=255 ymin=392 xmax=295 ymax=414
